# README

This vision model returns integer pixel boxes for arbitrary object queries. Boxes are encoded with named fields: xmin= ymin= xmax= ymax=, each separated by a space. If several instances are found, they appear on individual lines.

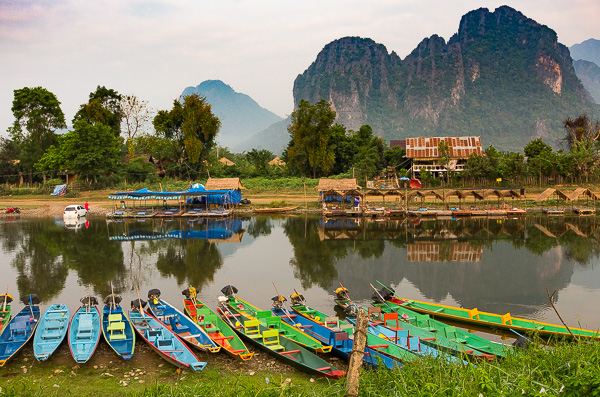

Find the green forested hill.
xmin=293 ymin=6 xmax=598 ymax=151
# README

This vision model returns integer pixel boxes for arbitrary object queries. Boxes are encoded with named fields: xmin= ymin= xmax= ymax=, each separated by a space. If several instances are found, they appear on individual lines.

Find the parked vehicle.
xmin=64 ymin=205 xmax=87 ymax=218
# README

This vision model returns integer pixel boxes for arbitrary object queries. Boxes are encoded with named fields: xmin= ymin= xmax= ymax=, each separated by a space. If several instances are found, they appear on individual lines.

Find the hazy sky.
xmin=1 ymin=0 xmax=598 ymax=135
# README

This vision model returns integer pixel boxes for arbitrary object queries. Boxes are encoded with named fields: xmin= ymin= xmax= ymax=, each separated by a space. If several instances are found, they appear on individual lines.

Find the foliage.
xmin=72 ymin=86 xmax=123 ymax=137
xmin=287 ymin=99 xmax=337 ymax=178
xmin=7 ymin=86 xmax=66 ymax=180
xmin=35 ymin=120 xmax=122 ymax=183
xmin=246 ymin=148 xmax=274 ymax=176
xmin=121 ymin=94 xmax=153 ymax=158
xmin=562 ymin=114 xmax=600 ymax=151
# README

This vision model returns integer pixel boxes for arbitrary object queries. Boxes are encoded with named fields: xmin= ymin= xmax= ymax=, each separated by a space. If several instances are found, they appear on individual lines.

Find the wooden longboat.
xmin=288 ymin=303 xmax=416 ymax=366
xmin=128 ymin=308 xmax=206 ymax=371
xmin=0 ymin=295 xmax=41 ymax=366
xmin=182 ymin=288 xmax=253 ymax=361
xmin=33 ymin=303 xmax=69 ymax=361
xmin=101 ymin=294 xmax=135 ymax=360
xmin=253 ymin=206 xmax=298 ymax=214
xmin=226 ymin=295 xmax=332 ymax=354
xmin=217 ymin=301 xmax=345 ymax=379
xmin=147 ymin=289 xmax=220 ymax=353
xmin=68 ymin=297 xmax=102 ymax=364
xmin=451 ymin=209 xmax=471 ymax=217
xmin=381 ymin=294 xmax=600 ymax=340
xmin=505 ymin=208 xmax=527 ymax=216
xmin=335 ymin=298 xmax=498 ymax=360
xmin=542 ymin=208 xmax=565 ymax=216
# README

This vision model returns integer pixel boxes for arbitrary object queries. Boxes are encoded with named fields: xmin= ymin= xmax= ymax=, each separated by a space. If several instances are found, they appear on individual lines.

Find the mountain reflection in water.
xmin=0 ymin=215 xmax=598 ymax=332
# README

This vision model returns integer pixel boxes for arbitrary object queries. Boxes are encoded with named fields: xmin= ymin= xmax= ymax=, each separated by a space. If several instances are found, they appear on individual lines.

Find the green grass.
xmin=2 ymin=340 xmax=599 ymax=396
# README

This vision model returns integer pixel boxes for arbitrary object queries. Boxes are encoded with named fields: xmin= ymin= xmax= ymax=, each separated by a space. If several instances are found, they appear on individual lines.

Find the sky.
xmin=0 ymin=0 xmax=598 ymax=136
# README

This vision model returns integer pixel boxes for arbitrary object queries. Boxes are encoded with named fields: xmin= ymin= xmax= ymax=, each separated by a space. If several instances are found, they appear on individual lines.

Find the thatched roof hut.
xmin=219 ymin=157 xmax=236 ymax=166
xmin=268 ymin=157 xmax=286 ymax=167
xmin=317 ymin=178 xmax=361 ymax=192
xmin=205 ymin=177 xmax=245 ymax=190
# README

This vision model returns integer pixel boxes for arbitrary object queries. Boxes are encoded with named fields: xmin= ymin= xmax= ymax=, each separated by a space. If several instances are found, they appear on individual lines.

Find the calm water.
xmin=1 ymin=214 xmax=599 ymax=336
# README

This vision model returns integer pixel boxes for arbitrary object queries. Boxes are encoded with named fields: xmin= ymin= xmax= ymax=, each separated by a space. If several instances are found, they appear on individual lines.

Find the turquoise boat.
xmin=33 ymin=303 xmax=69 ymax=361
xmin=0 ymin=294 xmax=41 ymax=366
xmin=0 ymin=293 xmax=13 ymax=335
xmin=68 ymin=296 xmax=102 ymax=364
xmin=129 ymin=299 xmax=206 ymax=371
xmin=101 ymin=294 xmax=135 ymax=360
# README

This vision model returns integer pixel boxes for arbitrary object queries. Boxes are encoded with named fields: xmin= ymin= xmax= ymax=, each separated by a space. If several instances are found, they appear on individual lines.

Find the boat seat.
xmin=46 ymin=313 xmax=66 ymax=320
xmin=168 ymin=316 xmax=190 ymax=333
xmin=333 ymin=331 xmax=349 ymax=348
xmin=108 ymin=313 xmax=123 ymax=322
xmin=368 ymin=307 xmax=383 ymax=322
xmin=443 ymin=326 xmax=467 ymax=344
xmin=262 ymin=329 xmax=284 ymax=351
xmin=265 ymin=316 xmax=281 ymax=330
xmin=243 ymin=320 xmax=261 ymax=339
xmin=157 ymin=338 xmax=173 ymax=348
xmin=256 ymin=311 xmax=272 ymax=320
xmin=407 ymin=336 xmax=421 ymax=352
xmin=108 ymin=320 xmax=126 ymax=340
xmin=198 ymin=314 xmax=219 ymax=332
xmin=324 ymin=317 xmax=340 ymax=329
xmin=383 ymin=313 xmax=402 ymax=330
xmin=42 ymin=330 xmax=63 ymax=340
xmin=146 ymin=329 xmax=161 ymax=340
xmin=415 ymin=314 xmax=436 ymax=332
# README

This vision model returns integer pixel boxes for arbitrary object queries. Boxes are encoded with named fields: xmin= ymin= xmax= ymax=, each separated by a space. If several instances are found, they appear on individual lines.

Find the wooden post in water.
xmin=345 ymin=307 xmax=367 ymax=397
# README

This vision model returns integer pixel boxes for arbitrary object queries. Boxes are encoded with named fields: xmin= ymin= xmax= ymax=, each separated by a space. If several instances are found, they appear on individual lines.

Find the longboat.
xmin=147 ymin=289 xmax=220 ymax=353
xmin=0 ymin=294 xmax=41 ymax=366
xmin=276 ymin=293 xmax=404 ymax=369
xmin=217 ymin=291 xmax=344 ymax=379
xmin=101 ymin=294 xmax=135 ymax=360
xmin=335 ymin=288 xmax=499 ymax=360
xmin=68 ymin=296 xmax=102 ymax=364
xmin=224 ymin=292 xmax=332 ymax=354
xmin=375 ymin=284 xmax=600 ymax=340
xmin=33 ymin=303 xmax=69 ymax=361
xmin=253 ymin=206 xmax=298 ymax=214
xmin=129 ymin=299 xmax=206 ymax=371
xmin=182 ymin=286 xmax=253 ymax=361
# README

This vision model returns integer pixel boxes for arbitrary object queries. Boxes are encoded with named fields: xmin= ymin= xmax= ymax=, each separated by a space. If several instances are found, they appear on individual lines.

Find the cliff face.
xmin=293 ymin=6 xmax=597 ymax=151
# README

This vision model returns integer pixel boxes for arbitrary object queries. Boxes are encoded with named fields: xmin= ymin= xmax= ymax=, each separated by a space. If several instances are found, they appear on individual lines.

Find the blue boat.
xmin=0 ymin=294 xmax=41 ymax=366
xmin=129 ymin=299 xmax=206 ymax=371
xmin=147 ymin=289 xmax=219 ymax=353
xmin=68 ymin=296 xmax=102 ymax=364
xmin=33 ymin=303 xmax=69 ymax=361
xmin=272 ymin=300 xmax=402 ymax=370
xmin=101 ymin=294 xmax=135 ymax=360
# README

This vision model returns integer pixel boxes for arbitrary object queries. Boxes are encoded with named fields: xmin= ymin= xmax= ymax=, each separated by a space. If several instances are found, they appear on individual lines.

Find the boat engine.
xmin=334 ymin=287 xmax=349 ymax=300
xmin=290 ymin=292 xmax=305 ymax=306
xmin=131 ymin=298 xmax=147 ymax=310
xmin=271 ymin=295 xmax=286 ymax=309
xmin=344 ymin=305 xmax=358 ymax=318
xmin=372 ymin=287 xmax=394 ymax=303
xmin=220 ymin=285 xmax=238 ymax=296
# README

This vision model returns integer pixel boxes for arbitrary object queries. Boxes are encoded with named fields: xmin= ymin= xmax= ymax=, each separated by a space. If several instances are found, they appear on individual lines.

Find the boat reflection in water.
xmin=108 ymin=218 xmax=245 ymax=243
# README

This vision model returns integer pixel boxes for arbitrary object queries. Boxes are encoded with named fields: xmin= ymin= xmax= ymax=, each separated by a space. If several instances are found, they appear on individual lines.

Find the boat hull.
xmin=101 ymin=304 xmax=135 ymax=360
xmin=33 ymin=304 xmax=69 ymax=361
xmin=68 ymin=306 xmax=102 ymax=364
xmin=0 ymin=304 xmax=40 ymax=366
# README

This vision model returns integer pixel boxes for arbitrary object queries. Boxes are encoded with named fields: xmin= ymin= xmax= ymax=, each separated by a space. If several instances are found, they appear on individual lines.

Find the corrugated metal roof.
xmin=405 ymin=136 xmax=482 ymax=159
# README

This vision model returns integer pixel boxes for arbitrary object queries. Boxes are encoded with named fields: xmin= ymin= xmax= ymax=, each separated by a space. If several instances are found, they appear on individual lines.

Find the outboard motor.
xmin=80 ymin=296 xmax=98 ymax=306
xmin=104 ymin=294 xmax=122 ymax=306
xmin=0 ymin=294 xmax=13 ymax=305
xmin=148 ymin=289 xmax=161 ymax=304
xmin=372 ymin=287 xmax=395 ymax=303
xmin=290 ymin=292 xmax=305 ymax=306
xmin=334 ymin=287 xmax=349 ymax=300
xmin=21 ymin=294 xmax=41 ymax=306
xmin=221 ymin=285 xmax=238 ymax=296
xmin=131 ymin=298 xmax=147 ymax=311
xmin=271 ymin=295 xmax=286 ymax=310
xmin=182 ymin=286 xmax=197 ymax=300
xmin=344 ymin=305 xmax=358 ymax=318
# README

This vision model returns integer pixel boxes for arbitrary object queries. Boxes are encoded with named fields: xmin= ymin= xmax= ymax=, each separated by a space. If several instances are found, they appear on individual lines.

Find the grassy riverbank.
xmin=1 ymin=338 xmax=599 ymax=396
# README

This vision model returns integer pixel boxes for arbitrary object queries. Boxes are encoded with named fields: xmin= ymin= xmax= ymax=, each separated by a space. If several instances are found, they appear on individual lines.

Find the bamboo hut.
xmin=317 ymin=178 xmax=363 ymax=216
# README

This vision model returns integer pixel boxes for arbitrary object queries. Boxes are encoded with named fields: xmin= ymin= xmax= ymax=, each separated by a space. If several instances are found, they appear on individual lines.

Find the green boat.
xmin=289 ymin=302 xmax=420 ymax=364
xmin=224 ymin=294 xmax=332 ymax=354
xmin=0 ymin=294 xmax=12 ymax=334
xmin=218 ymin=297 xmax=345 ymax=379
xmin=182 ymin=287 xmax=253 ymax=361
xmin=334 ymin=294 xmax=499 ymax=360
xmin=375 ymin=282 xmax=600 ymax=340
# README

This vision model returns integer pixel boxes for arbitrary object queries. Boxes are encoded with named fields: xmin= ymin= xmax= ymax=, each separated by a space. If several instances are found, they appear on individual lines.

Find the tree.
xmin=246 ymin=149 xmax=273 ymax=176
xmin=8 ymin=87 xmax=66 ymax=182
xmin=36 ymin=120 xmax=121 ymax=183
xmin=121 ymin=94 xmax=152 ymax=158
xmin=73 ymin=86 xmax=123 ymax=137
xmin=153 ymin=95 xmax=220 ymax=177
xmin=287 ymin=99 xmax=336 ymax=178
xmin=437 ymin=141 xmax=451 ymax=183
xmin=524 ymin=138 xmax=552 ymax=159
xmin=562 ymin=114 xmax=600 ymax=151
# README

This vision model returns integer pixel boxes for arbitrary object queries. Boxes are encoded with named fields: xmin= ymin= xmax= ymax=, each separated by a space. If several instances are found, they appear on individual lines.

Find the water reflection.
xmin=0 ymin=215 xmax=598 ymax=330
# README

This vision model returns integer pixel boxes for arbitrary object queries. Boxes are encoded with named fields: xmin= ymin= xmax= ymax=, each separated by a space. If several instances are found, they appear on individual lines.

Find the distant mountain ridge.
xmin=571 ymin=39 xmax=600 ymax=104
xmin=181 ymin=80 xmax=283 ymax=150
xmin=570 ymin=39 xmax=600 ymax=65
xmin=293 ymin=6 xmax=599 ymax=151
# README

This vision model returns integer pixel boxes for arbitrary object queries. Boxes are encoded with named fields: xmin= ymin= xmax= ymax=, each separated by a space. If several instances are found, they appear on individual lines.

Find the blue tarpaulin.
xmin=51 ymin=184 xmax=66 ymax=196
xmin=108 ymin=185 xmax=242 ymax=204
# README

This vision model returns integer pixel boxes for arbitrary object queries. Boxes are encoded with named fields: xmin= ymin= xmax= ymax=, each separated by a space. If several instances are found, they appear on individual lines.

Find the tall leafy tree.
xmin=246 ymin=148 xmax=273 ymax=175
xmin=562 ymin=114 xmax=600 ymax=151
xmin=36 ymin=120 xmax=121 ymax=183
xmin=73 ymin=86 xmax=123 ymax=137
xmin=153 ymin=94 xmax=220 ymax=176
xmin=8 ymin=87 xmax=66 ymax=182
xmin=287 ymin=99 xmax=336 ymax=178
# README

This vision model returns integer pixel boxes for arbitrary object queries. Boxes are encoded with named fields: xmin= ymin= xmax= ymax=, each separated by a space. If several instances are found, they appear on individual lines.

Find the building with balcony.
xmin=404 ymin=136 xmax=483 ymax=176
